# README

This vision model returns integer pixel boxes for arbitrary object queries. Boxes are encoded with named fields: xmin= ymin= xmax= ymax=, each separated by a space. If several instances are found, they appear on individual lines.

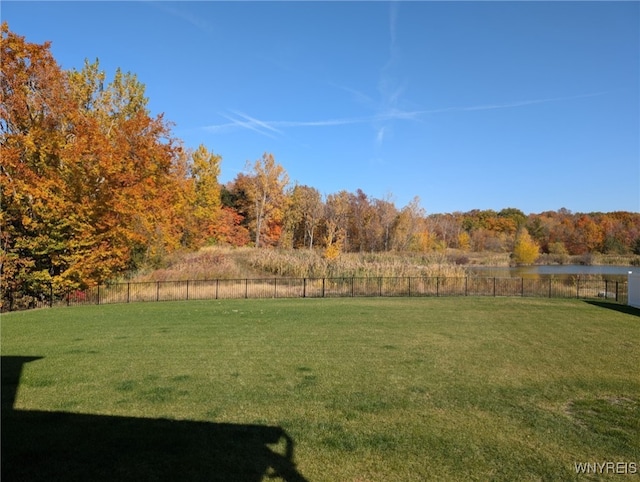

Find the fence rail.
xmin=3 ymin=276 xmax=628 ymax=311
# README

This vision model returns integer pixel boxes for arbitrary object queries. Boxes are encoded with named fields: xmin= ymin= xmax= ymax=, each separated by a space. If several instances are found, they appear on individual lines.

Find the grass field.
xmin=2 ymin=297 xmax=639 ymax=481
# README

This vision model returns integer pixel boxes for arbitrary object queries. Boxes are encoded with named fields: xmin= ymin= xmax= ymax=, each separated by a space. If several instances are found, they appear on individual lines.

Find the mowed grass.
xmin=2 ymin=297 xmax=639 ymax=481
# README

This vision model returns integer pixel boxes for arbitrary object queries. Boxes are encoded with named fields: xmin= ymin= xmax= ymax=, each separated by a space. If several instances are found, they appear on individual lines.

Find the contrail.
xmin=228 ymin=110 xmax=283 ymax=135
xmin=216 ymin=111 xmax=280 ymax=139
xmin=203 ymin=92 xmax=608 ymax=135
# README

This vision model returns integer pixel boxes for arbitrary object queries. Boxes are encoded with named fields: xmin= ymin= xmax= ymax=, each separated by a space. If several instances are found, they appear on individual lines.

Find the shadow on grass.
xmin=584 ymin=300 xmax=640 ymax=317
xmin=1 ymin=356 xmax=308 ymax=482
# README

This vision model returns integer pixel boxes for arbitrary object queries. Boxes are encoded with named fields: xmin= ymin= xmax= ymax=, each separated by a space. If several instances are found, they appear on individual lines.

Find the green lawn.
xmin=2 ymin=297 xmax=639 ymax=481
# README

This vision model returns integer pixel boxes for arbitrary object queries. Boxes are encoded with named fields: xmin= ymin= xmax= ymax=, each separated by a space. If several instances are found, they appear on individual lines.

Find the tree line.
xmin=2 ymin=24 xmax=639 ymax=305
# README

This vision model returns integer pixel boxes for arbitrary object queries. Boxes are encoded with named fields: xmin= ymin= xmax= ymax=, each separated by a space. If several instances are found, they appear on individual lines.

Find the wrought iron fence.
xmin=2 ymin=276 xmax=628 ymax=311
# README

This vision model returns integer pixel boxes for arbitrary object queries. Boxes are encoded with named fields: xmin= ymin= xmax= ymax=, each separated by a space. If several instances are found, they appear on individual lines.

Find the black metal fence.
xmin=4 ymin=276 xmax=628 ymax=311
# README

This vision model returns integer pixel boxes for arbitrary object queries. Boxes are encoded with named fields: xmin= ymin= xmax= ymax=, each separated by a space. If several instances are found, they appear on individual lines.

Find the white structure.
xmin=628 ymin=271 xmax=640 ymax=309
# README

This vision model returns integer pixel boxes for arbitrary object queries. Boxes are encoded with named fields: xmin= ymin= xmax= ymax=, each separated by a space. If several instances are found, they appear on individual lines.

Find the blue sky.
xmin=3 ymin=1 xmax=639 ymax=214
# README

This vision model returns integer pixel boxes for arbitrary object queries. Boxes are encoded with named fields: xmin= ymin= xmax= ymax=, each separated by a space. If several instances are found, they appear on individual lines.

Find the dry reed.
xmin=131 ymin=247 xmax=467 ymax=282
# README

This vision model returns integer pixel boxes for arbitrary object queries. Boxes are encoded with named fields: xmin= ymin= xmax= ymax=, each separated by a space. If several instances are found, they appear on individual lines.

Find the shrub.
xmin=323 ymin=244 xmax=341 ymax=261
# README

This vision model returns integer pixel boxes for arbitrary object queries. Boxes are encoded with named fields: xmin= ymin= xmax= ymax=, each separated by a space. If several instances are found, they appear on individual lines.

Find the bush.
xmin=447 ymin=254 xmax=470 ymax=265
xmin=576 ymin=253 xmax=596 ymax=266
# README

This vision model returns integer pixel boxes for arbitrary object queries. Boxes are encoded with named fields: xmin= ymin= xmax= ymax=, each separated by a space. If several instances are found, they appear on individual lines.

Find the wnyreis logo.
xmin=574 ymin=462 xmax=638 ymax=475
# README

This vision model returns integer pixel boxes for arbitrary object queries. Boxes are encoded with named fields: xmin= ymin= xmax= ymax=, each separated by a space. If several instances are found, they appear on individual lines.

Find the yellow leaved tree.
xmin=512 ymin=228 xmax=540 ymax=265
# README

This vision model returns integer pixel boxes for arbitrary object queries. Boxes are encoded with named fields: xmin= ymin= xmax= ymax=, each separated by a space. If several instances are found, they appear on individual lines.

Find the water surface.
xmin=467 ymin=265 xmax=634 ymax=280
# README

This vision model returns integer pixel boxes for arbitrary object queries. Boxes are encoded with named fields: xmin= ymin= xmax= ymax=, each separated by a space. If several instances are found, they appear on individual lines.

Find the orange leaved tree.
xmin=1 ymin=24 xmax=188 ymax=308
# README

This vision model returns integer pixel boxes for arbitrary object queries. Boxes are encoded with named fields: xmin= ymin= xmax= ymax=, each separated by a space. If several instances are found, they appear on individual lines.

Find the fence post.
xmin=186 ymin=280 xmax=189 ymax=301
xmin=97 ymin=285 xmax=101 ymax=305
xmin=351 ymin=277 xmax=354 ymax=297
xmin=521 ymin=278 xmax=524 ymax=297
xmin=322 ymin=278 xmax=325 ymax=298
xmin=274 ymin=278 xmax=277 ymax=299
xmin=156 ymin=281 xmax=160 ymax=302
xmin=245 ymin=279 xmax=248 ymax=299
xmin=576 ymin=278 xmax=580 ymax=299
xmin=379 ymin=277 xmax=382 ymax=297
xmin=216 ymin=279 xmax=219 ymax=300
xmin=408 ymin=277 xmax=411 ymax=297
xmin=493 ymin=277 xmax=496 ymax=297
xmin=465 ymin=277 xmax=468 ymax=296
xmin=615 ymin=281 xmax=619 ymax=302
xmin=549 ymin=279 xmax=552 ymax=298
xmin=127 ymin=282 xmax=130 ymax=303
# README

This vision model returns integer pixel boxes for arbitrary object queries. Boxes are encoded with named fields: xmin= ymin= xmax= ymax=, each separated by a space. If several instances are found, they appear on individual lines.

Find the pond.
xmin=466 ymin=264 xmax=635 ymax=281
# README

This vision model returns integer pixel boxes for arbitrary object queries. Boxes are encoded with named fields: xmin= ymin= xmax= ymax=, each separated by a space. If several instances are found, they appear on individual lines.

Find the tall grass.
xmin=132 ymin=247 xmax=263 ymax=281
xmin=247 ymin=249 xmax=467 ymax=279
xmin=131 ymin=247 xmax=467 ymax=282
xmin=129 ymin=247 xmax=640 ymax=284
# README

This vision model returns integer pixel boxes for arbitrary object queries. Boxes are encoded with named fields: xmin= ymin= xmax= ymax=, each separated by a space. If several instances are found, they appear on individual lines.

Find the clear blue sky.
xmin=3 ymin=1 xmax=639 ymax=214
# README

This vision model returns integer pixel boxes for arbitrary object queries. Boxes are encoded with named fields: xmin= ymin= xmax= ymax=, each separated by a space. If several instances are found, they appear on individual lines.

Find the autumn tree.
xmin=186 ymin=144 xmax=223 ymax=243
xmin=1 ymin=24 xmax=188 ymax=307
xmin=498 ymin=208 xmax=526 ymax=233
xmin=243 ymin=153 xmax=289 ymax=247
xmin=547 ymin=241 xmax=569 ymax=264
xmin=68 ymin=59 xmax=149 ymax=130
xmin=427 ymin=213 xmax=463 ymax=250
xmin=323 ymin=190 xmax=351 ymax=257
xmin=351 ymin=198 xmax=374 ymax=252
xmin=213 ymin=207 xmax=251 ymax=247
xmin=373 ymin=196 xmax=398 ymax=252
xmin=599 ymin=212 xmax=640 ymax=254
xmin=287 ymin=185 xmax=323 ymax=249
xmin=391 ymin=196 xmax=425 ymax=251
xmin=64 ymin=56 xmax=187 ymax=268
xmin=1 ymin=23 xmax=84 ymax=304
xmin=222 ymin=175 xmax=251 ymax=222
xmin=565 ymin=214 xmax=603 ymax=255
xmin=457 ymin=231 xmax=471 ymax=251
xmin=511 ymin=228 xmax=540 ymax=265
